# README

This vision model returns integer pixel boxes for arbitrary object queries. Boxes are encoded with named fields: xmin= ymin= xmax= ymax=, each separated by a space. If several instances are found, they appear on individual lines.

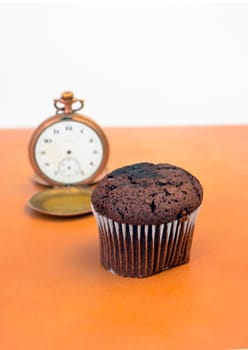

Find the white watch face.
xmin=34 ymin=120 xmax=104 ymax=184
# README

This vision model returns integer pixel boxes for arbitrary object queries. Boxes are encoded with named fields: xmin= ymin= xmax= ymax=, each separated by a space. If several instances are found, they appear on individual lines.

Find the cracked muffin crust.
xmin=91 ymin=162 xmax=203 ymax=225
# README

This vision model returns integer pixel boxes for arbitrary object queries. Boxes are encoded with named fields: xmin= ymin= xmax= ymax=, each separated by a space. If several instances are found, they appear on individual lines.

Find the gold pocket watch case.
xmin=28 ymin=186 xmax=93 ymax=217
xmin=28 ymin=91 xmax=109 ymax=216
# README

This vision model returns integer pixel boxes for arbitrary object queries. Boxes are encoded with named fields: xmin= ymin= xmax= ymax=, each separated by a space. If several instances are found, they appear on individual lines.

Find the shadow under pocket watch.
xmin=27 ymin=91 xmax=109 ymax=216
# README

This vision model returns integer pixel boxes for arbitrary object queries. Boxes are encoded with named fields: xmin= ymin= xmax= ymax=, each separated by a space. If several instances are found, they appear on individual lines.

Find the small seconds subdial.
xmin=34 ymin=120 xmax=104 ymax=184
xmin=58 ymin=157 xmax=81 ymax=178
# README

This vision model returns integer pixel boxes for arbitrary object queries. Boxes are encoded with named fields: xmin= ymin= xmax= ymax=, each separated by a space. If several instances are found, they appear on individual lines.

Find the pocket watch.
xmin=27 ymin=91 xmax=109 ymax=216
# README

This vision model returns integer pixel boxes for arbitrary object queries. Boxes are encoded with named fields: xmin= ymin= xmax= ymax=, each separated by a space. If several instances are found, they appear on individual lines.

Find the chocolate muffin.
xmin=91 ymin=162 xmax=203 ymax=278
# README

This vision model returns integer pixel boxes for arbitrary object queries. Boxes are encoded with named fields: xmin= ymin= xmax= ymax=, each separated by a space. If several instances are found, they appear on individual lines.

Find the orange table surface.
xmin=0 ymin=126 xmax=248 ymax=350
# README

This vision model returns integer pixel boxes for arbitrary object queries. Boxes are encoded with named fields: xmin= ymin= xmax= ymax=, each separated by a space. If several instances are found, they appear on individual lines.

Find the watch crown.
xmin=61 ymin=91 xmax=74 ymax=100
xmin=54 ymin=91 xmax=84 ymax=114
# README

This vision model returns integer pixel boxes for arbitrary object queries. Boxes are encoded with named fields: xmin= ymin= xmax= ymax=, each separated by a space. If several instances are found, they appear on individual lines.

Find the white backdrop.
xmin=1 ymin=2 xmax=248 ymax=128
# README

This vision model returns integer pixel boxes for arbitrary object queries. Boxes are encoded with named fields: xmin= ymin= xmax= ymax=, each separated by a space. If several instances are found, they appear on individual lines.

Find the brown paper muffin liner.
xmin=91 ymin=206 xmax=200 ymax=278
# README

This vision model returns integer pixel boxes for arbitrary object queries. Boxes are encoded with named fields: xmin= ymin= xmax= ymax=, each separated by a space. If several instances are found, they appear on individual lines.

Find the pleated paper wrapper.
xmin=92 ymin=206 xmax=200 ymax=278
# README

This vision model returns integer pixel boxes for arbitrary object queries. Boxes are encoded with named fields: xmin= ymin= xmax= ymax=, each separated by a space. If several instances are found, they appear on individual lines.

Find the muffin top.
xmin=91 ymin=162 xmax=203 ymax=225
